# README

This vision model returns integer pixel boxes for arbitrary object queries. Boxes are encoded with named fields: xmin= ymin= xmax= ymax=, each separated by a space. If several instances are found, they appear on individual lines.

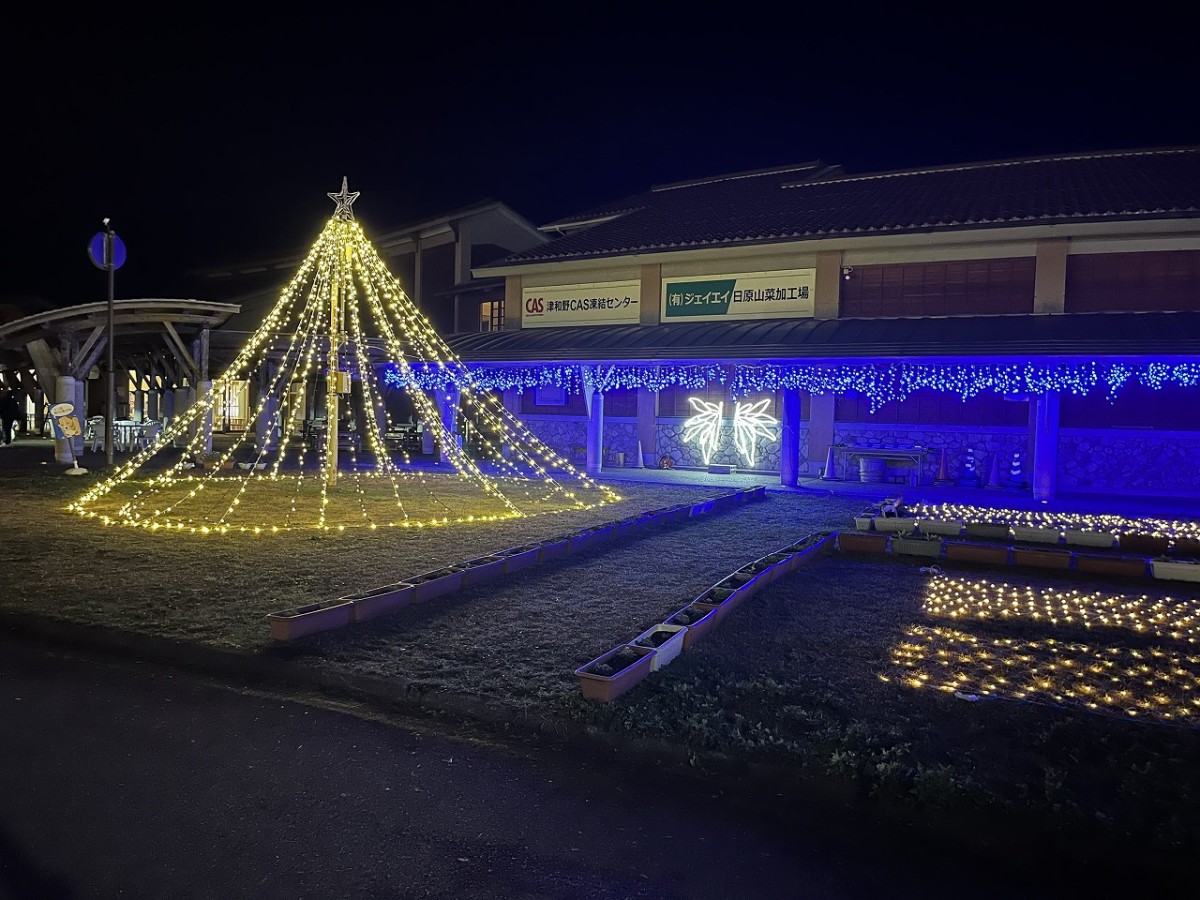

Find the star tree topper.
xmin=328 ymin=177 xmax=360 ymax=219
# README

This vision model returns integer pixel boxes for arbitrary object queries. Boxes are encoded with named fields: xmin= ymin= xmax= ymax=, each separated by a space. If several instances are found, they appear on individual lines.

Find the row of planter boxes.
xmin=574 ymin=532 xmax=835 ymax=702
xmin=266 ymin=485 xmax=770 ymax=641
xmin=836 ymin=530 xmax=1200 ymax=581
xmin=855 ymin=502 xmax=1200 ymax=558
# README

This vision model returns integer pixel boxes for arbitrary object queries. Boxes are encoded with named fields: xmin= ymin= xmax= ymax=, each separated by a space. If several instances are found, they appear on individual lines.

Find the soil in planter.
xmin=588 ymin=649 xmax=645 ymax=676
xmin=634 ymin=631 xmax=676 ymax=649
xmin=668 ymin=604 xmax=713 ymax=626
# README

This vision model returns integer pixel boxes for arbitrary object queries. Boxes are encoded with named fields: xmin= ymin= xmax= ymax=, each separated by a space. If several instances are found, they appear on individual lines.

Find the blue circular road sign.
xmin=88 ymin=231 xmax=127 ymax=270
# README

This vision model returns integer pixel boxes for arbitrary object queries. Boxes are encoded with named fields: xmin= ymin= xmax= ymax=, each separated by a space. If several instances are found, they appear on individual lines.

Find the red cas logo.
xmin=525 ymin=297 xmax=544 ymax=315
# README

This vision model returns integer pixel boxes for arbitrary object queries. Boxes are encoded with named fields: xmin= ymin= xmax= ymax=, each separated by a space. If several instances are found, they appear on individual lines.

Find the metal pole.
xmin=105 ymin=219 xmax=115 ymax=467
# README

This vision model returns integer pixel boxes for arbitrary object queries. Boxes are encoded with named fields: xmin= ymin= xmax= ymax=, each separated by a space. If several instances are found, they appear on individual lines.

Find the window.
xmin=479 ymin=299 xmax=505 ymax=332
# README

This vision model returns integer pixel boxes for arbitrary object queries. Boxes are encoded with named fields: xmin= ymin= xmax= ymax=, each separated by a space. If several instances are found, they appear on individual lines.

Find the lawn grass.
xmin=4 ymin=469 xmax=1199 ymax=874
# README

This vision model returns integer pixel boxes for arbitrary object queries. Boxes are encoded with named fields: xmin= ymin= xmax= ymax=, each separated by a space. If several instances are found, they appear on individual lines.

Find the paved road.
xmin=1 ymin=634 xmax=976 ymax=900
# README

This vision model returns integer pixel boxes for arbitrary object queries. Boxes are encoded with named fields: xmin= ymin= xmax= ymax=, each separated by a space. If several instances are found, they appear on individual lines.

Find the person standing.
xmin=0 ymin=388 xmax=20 ymax=445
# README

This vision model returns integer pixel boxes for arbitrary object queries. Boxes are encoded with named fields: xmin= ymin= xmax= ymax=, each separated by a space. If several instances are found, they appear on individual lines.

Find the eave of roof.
xmin=484 ymin=147 xmax=1200 ymax=270
xmin=443 ymin=311 xmax=1200 ymax=364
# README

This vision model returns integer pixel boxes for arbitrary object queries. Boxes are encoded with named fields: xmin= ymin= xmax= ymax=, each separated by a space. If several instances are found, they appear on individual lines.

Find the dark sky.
xmin=5 ymin=8 xmax=1196 ymax=311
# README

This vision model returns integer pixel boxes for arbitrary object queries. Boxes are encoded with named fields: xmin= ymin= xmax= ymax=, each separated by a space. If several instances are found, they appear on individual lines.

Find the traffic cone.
xmin=984 ymin=452 xmax=1004 ymax=490
xmin=933 ymin=448 xmax=953 ymax=485
xmin=821 ymin=443 xmax=839 ymax=480
xmin=958 ymin=448 xmax=980 ymax=487
xmin=633 ymin=439 xmax=645 ymax=468
xmin=1008 ymin=449 xmax=1027 ymax=489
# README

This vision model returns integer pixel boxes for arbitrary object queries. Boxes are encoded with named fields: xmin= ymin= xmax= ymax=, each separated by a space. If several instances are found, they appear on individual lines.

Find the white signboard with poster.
xmin=662 ymin=268 xmax=816 ymax=322
xmin=521 ymin=280 xmax=641 ymax=328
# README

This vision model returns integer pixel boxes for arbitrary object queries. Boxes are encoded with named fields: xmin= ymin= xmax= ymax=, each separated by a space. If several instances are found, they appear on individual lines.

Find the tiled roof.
xmin=444 ymin=310 xmax=1200 ymax=363
xmin=485 ymin=147 xmax=1200 ymax=267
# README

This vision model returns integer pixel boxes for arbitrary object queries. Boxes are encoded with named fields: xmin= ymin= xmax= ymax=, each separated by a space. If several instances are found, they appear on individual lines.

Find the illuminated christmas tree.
xmin=71 ymin=180 xmax=620 ymax=534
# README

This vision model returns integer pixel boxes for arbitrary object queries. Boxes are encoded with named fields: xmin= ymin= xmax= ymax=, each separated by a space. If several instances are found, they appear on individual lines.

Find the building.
xmin=450 ymin=147 xmax=1200 ymax=500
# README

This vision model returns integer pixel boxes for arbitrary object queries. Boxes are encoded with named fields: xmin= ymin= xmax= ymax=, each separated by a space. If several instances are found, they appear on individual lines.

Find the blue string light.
xmin=383 ymin=360 xmax=1200 ymax=411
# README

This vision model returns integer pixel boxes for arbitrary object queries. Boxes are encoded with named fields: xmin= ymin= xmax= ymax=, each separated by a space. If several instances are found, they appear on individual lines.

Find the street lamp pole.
xmin=105 ymin=219 xmax=116 ymax=467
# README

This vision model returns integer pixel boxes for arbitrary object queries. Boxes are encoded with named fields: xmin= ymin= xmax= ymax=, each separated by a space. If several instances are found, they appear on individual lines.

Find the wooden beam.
xmin=71 ymin=326 xmax=108 ymax=381
xmin=163 ymin=322 xmax=199 ymax=375
xmin=25 ymin=338 xmax=61 ymax=401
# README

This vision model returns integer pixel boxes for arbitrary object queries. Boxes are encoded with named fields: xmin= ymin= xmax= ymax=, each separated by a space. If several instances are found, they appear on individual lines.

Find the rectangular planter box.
xmin=711 ymin=492 xmax=741 ymax=511
xmin=1150 ymin=560 xmax=1200 ymax=583
xmin=1118 ymin=533 xmax=1171 ymax=556
xmin=460 ymin=555 xmax=507 ymax=587
xmin=663 ymin=504 xmax=692 ymax=523
xmin=575 ymin=644 xmax=656 ymax=702
xmin=871 ymin=516 xmax=915 ymax=533
xmin=569 ymin=527 xmax=606 ymax=554
xmin=945 ymin=541 xmax=1010 ymax=566
xmin=611 ymin=518 xmax=638 ymax=540
xmin=266 ymin=598 xmax=355 ymax=641
xmin=409 ymin=567 xmax=465 ymax=603
xmin=838 ymin=531 xmax=890 ymax=553
xmin=1064 ymin=529 xmax=1117 ymax=549
xmin=1076 ymin=554 xmax=1147 ymax=577
xmin=791 ymin=534 xmax=836 ymax=569
xmin=916 ymin=518 xmax=963 ymax=537
xmin=893 ymin=536 xmax=944 ymax=558
xmin=498 ymin=544 xmax=541 ymax=574
xmin=1013 ymin=548 xmax=1073 ymax=570
xmin=699 ymin=583 xmax=747 ymax=620
xmin=666 ymin=602 xmax=721 ymax=649
xmin=346 ymin=582 xmax=414 ymax=622
xmin=759 ymin=553 xmax=794 ymax=583
xmin=965 ymin=522 xmax=1011 ymax=541
xmin=1011 ymin=525 xmax=1062 ymax=544
xmin=854 ymin=509 xmax=880 ymax=531
xmin=537 ymin=537 xmax=570 ymax=563
xmin=632 ymin=624 xmax=688 ymax=670
xmin=1173 ymin=537 xmax=1200 ymax=559
xmin=731 ymin=565 xmax=770 ymax=595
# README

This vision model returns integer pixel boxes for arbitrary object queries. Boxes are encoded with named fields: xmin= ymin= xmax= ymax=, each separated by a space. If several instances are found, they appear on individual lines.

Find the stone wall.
xmin=521 ymin=415 xmax=587 ymax=463
xmin=654 ymin=420 xmax=790 ymax=473
xmin=833 ymin=424 xmax=1029 ymax=486
xmin=1059 ymin=429 xmax=1200 ymax=495
xmin=520 ymin=416 xmax=641 ymax=466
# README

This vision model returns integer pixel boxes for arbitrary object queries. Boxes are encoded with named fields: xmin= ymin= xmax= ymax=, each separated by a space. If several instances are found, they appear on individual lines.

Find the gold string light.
xmin=884 ymin=624 xmax=1200 ymax=726
xmin=910 ymin=502 xmax=1200 ymax=545
xmin=70 ymin=188 xmax=621 ymax=534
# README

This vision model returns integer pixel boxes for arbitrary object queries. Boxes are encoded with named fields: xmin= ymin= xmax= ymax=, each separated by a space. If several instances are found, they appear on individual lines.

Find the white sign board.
xmin=662 ymin=268 xmax=816 ymax=322
xmin=521 ymin=280 xmax=641 ymax=328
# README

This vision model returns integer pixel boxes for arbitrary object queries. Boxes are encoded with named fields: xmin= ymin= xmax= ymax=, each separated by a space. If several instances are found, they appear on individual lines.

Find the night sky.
xmin=5 ymin=9 xmax=1196 ymax=313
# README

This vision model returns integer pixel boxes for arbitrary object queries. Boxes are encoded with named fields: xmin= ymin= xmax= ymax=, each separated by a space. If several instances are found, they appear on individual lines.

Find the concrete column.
xmin=807 ymin=392 xmax=836 ymax=475
xmin=585 ymin=390 xmax=605 ymax=476
xmin=133 ymin=381 xmax=145 ymax=422
xmin=1031 ymin=391 xmax=1060 ymax=501
xmin=639 ymin=264 xmax=661 ymax=325
xmin=257 ymin=363 xmax=279 ymax=450
xmin=198 ymin=381 xmax=213 ymax=454
xmin=147 ymin=389 xmax=160 ymax=423
xmin=814 ymin=250 xmax=844 ymax=319
xmin=503 ymin=275 xmax=522 ymax=331
xmin=635 ymin=388 xmax=656 ymax=466
xmin=438 ymin=386 xmax=460 ymax=465
xmin=162 ymin=388 xmax=175 ymax=424
xmin=173 ymin=387 xmax=189 ymax=446
xmin=73 ymin=379 xmax=85 ymax=455
xmin=53 ymin=375 xmax=79 ymax=463
xmin=1033 ymin=238 xmax=1069 ymax=314
xmin=501 ymin=388 xmax=519 ymax=458
xmin=779 ymin=388 xmax=802 ymax=487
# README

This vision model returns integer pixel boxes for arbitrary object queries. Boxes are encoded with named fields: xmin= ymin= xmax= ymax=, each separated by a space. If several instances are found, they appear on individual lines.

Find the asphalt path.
xmin=0 ymin=633 xmax=957 ymax=900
